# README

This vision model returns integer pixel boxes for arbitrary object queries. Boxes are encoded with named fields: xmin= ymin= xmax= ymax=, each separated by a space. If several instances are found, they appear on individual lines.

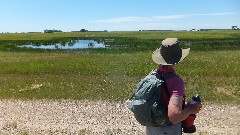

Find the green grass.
xmin=0 ymin=31 xmax=239 ymax=105
xmin=0 ymin=30 xmax=239 ymax=40
xmin=0 ymin=49 xmax=239 ymax=104
xmin=180 ymin=50 xmax=240 ymax=104
xmin=0 ymin=31 xmax=240 ymax=49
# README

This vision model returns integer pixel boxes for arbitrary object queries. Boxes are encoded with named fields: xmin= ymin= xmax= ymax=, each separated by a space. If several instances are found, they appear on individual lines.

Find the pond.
xmin=18 ymin=40 xmax=108 ymax=49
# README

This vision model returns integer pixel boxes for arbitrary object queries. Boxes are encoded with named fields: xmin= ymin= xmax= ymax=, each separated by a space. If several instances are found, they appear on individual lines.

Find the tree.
xmin=80 ymin=29 xmax=87 ymax=32
xmin=232 ymin=26 xmax=238 ymax=30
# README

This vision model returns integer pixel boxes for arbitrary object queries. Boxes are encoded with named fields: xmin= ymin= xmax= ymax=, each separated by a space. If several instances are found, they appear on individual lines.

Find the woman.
xmin=146 ymin=38 xmax=202 ymax=135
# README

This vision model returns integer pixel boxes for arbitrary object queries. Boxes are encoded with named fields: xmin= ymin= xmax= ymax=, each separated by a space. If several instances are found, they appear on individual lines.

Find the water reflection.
xmin=18 ymin=40 xmax=107 ymax=49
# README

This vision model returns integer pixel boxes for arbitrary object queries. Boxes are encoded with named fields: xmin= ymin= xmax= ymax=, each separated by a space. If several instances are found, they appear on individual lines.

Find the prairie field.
xmin=0 ymin=31 xmax=239 ymax=104
xmin=0 ymin=31 xmax=240 ymax=134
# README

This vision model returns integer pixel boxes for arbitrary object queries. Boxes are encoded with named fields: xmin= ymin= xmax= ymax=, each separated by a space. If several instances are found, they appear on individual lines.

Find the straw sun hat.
xmin=152 ymin=38 xmax=190 ymax=65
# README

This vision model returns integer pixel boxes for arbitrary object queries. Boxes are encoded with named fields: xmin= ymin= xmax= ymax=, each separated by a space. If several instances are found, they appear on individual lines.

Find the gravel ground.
xmin=0 ymin=100 xmax=239 ymax=135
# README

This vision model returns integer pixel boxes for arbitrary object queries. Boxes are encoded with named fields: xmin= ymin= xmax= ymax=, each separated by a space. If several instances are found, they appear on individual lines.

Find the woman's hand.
xmin=186 ymin=102 xmax=202 ymax=114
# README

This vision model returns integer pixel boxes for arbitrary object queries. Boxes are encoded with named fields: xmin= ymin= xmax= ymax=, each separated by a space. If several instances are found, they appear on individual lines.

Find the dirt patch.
xmin=216 ymin=86 xmax=236 ymax=96
xmin=0 ymin=100 xmax=239 ymax=135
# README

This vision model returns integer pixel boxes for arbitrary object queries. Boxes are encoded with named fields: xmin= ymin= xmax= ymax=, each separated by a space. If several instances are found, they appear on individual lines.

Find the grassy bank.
xmin=0 ymin=31 xmax=240 ymax=51
xmin=0 ymin=31 xmax=239 ymax=104
xmin=1 ymin=31 xmax=240 ymax=40
xmin=0 ymin=49 xmax=239 ymax=104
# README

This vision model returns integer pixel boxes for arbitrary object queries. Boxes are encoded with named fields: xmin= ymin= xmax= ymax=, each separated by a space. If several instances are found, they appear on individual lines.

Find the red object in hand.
xmin=183 ymin=94 xmax=201 ymax=133
xmin=183 ymin=114 xmax=196 ymax=133
xmin=184 ymin=114 xmax=196 ymax=127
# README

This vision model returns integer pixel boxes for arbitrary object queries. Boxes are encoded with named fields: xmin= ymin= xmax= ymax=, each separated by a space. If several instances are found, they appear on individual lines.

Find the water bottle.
xmin=183 ymin=94 xmax=201 ymax=133
xmin=127 ymin=99 xmax=146 ymax=109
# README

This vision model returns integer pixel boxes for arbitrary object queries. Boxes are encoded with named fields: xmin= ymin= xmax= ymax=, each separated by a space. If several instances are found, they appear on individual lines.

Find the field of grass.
xmin=1 ymin=30 xmax=240 ymax=40
xmin=0 ymin=31 xmax=239 ymax=105
xmin=1 ymin=30 xmax=240 ymax=48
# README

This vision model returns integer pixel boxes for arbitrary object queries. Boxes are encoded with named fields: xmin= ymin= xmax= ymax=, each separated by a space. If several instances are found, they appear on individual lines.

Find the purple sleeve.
xmin=165 ymin=76 xmax=185 ymax=97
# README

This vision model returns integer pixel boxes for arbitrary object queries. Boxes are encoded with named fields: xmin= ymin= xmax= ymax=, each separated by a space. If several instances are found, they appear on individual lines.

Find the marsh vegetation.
xmin=0 ymin=31 xmax=239 ymax=104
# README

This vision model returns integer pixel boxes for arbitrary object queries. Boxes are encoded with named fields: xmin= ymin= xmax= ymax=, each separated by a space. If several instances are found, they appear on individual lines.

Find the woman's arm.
xmin=168 ymin=96 xmax=201 ymax=124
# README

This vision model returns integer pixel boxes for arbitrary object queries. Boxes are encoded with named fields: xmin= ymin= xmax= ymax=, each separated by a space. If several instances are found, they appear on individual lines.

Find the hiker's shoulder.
xmin=166 ymin=75 xmax=184 ymax=84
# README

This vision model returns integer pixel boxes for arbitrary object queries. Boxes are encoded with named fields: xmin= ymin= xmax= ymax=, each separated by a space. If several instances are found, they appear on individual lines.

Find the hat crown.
xmin=160 ymin=38 xmax=181 ymax=65
xmin=162 ymin=38 xmax=178 ymax=46
xmin=152 ymin=38 xmax=190 ymax=65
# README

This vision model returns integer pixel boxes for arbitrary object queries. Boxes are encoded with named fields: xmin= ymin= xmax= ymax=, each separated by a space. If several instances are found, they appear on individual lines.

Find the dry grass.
xmin=216 ymin=86 xmax=237 ymax=96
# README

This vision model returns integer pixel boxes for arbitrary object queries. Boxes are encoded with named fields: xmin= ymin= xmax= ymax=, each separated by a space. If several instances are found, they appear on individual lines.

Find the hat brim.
xmin=152 ymin=48 xmax=190 ymax=65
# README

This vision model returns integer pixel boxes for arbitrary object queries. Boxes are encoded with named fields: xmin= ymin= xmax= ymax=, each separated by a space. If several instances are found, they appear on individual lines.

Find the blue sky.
xmin=0 ymin=0 xmax=239 ymax=32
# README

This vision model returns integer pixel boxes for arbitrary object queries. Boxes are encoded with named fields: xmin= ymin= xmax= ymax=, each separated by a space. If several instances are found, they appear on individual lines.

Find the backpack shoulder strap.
xmin=162 ymin=72 xmax=176 ymax=79
xmin=160 ymin=72 xmax=176 ymax=99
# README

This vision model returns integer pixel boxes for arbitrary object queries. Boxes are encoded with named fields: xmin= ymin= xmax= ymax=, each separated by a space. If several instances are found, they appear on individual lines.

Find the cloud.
xmin=152 ymin=15 xmax=186 ymax=20
xmin=90 ymin=12 xmax=237 ymax=23
xmin=187 ymin=12 xmax=237 ymax=16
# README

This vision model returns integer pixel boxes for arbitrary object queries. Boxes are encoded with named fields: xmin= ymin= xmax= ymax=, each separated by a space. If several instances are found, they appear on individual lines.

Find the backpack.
xmin=128 ymin=71 xmax=174 ymax=127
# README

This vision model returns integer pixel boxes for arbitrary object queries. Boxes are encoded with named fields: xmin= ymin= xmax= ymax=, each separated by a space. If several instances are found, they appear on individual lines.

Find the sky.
xmin=0 ymin=0 xmax=240 ymax=32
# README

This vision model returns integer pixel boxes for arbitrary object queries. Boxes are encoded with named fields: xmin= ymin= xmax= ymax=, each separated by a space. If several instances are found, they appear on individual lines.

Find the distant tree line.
xmin=231 ymin=26 xmax=239 ymax=30
xmin=71 ymin=29 xmax=108 ymax=32
xmin=140 ymin=26 xmax=239 ymax=32
xmin=139 ymin=30 xmax=176 ymax=32
xmin=44 ymin=29 xmax=62 ymax=33
xmin=1 ymin=26 xmax=238 ymax=34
